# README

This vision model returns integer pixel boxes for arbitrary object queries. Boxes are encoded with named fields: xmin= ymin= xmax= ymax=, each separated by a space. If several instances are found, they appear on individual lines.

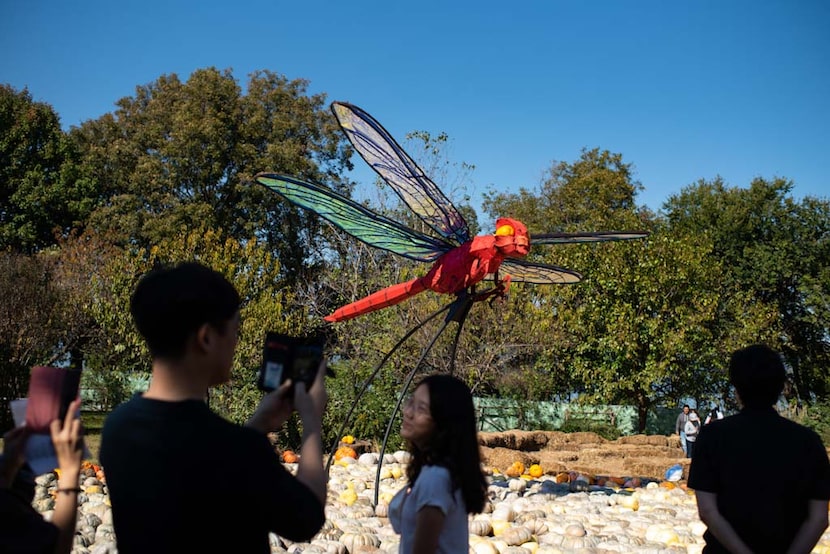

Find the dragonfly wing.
xmin=255 ymin=173 xmax=452 ymax=262
xmin=332 ymin=102 xmax=471 ymax=245
xmin=531 ymin=231 xmax=649 ymax=245
xmin=497 ymin=258 xmax=583 ymax=284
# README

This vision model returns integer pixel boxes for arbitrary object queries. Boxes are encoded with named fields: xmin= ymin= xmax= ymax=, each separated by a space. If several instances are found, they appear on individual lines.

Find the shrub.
xmin=796 ymin=400 xmax=830 ymax=447
xmin=558 ymin=418 xmax=622 ymax=440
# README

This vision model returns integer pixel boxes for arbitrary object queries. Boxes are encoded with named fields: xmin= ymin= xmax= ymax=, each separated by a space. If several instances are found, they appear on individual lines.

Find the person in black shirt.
xmin=100 ymin=262 xmax=328 ymax=553
xmin=688 ymin=344 xmax=830 ymax=553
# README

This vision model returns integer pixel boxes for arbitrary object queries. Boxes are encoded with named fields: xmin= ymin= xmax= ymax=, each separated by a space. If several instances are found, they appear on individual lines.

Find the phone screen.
xmin=259 ymin=335 xmax=291 ymax=392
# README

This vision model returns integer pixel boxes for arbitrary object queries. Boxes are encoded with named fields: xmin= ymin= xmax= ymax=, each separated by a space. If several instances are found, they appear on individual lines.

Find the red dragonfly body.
xmin=325 ymin=217 xmax=530 ymax=321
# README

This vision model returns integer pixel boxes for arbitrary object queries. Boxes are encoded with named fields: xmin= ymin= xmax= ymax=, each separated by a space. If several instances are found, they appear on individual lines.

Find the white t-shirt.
xmin=685 ymin=419 xmax=701 ymax=441
xmin=388 ymin=464 xmax=468 ymax=553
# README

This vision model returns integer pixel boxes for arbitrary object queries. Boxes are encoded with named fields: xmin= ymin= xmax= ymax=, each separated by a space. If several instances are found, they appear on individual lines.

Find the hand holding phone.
xmin=257 ymin=332 xmax=332 ymax=393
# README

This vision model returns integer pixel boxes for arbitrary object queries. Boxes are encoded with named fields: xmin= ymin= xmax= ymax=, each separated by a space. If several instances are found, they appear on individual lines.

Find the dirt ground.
xmin=478 ymin=430 xmax=690 ymax=481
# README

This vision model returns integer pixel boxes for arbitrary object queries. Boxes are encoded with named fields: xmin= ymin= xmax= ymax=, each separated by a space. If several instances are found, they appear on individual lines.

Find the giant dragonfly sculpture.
xmin=256 ymin=102 xmax=647 ymax=502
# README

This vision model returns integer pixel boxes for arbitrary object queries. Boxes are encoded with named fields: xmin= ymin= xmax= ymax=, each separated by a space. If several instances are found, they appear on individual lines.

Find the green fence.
xmin=473 ymin=397 xmax=679 ymax=436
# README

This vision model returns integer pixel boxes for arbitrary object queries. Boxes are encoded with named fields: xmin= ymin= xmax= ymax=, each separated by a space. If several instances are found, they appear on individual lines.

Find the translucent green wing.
xmin=255 ymin=173 xmax=453 ymax=262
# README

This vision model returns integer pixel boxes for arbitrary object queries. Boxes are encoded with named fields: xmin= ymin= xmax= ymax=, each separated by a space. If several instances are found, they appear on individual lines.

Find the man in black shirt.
xmin=101 ymin=262 xmax=328 ymax=553
xmin=688 ymin=344 xmax=830 ymax=553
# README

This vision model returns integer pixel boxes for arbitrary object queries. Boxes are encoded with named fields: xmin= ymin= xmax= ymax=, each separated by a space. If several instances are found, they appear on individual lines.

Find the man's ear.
xmin=194 ymin=323 xmax=213 ymax=353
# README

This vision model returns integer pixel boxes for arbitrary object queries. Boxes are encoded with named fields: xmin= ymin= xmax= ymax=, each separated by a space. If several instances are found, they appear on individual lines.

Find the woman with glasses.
xmin=388 ymin=374 xmax=488 ymax=553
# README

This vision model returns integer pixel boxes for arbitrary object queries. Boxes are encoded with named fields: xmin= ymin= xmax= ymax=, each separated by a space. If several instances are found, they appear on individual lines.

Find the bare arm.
xmin=245 ymin=380 xmax=295 ymax=434
xmin=695 ymin=491 xmax=754 ymax=554
xmin=293 ymin=360 xmax=328 ymax=507
xmin=785 ymin=499 xmax=829 ymax=554
xmin=50 ymin=398 xmax=84 ymax=554
xmin=412 ymin=505 xmax=445 ymax=554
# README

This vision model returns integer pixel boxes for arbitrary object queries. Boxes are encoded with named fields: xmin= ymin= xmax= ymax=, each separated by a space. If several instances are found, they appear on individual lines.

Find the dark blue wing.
xmin=332 ymin=102 xmax=471 ymax=245
xmin=255 ymin=173 xmax=453 ymax=262
xmin=496 ymin=258 xmax=583 ymax=284
xmin=530 ymin=231 xmax=649 ymax=245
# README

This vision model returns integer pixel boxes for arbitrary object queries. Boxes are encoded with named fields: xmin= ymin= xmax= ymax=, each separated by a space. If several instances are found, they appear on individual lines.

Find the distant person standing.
xmin=689 ymin=344 xmax=830 ymax=553
xmin=675 ymin=404 xmax=691 ymax=456
xmin=704 ymin=405 xmax=724 ymax=425
xmin=684 ymin=410 xmax=701 ymax=458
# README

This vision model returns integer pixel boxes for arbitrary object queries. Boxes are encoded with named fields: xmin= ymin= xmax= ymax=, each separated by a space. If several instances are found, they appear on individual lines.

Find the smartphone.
xmin=257 ymin=332 xmax=327 ymax=392
xmin=58 ymin=369 xmax=82 ymax=421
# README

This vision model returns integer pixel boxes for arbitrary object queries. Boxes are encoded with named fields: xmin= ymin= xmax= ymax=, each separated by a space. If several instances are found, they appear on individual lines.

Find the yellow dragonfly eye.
xmin=495 ymin=224 xmax=515 ymax=237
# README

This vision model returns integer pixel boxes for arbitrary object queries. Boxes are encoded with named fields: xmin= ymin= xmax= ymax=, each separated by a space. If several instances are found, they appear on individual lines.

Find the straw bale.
xmin=623 ymin=457 xmax=690 ymax=480
xmin=480 ymin=446 xmax=536 ymax=472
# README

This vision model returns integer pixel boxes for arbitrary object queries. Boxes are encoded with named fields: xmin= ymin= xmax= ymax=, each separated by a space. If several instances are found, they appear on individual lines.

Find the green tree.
xmin=71 ymin=67 xmax=353 ymax=286
xmin=480 ymin=149 xmax=780 ymax=430
xmin=0 ymin=84 xmax=97 ymax=251
xmin=0 ymin=252 xmax=73 ymax=429
xmin=51 ymin=226 xmax=311 ymax=427
xmin=665 ymin=177 xmax=830 ymax=401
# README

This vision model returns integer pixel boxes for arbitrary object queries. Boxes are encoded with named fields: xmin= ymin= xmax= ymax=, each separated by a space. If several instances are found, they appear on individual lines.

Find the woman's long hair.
xmin=405 ymin=374 xmax=487 ymax=513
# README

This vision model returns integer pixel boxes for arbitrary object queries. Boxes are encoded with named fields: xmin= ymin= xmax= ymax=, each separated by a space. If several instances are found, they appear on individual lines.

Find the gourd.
xmin=508 ymin=478 xmax=527 ymax=492
xmin=282 ymin=450 xmax=299 ymax=463
xmin=501 ymin=525 xmax=532 ymax=546
xmin=469 ymin=518 xmax=493 ymax=536
xmin=374 ymin=502 xmax=389 ymax=518
xmin=505 ymin=461 xmax=525 ymax=478
xmin=528 ymin=464 xmax=543 ymax=478
xmin=335 ymin=445 xmax=358 ymax=461
xmin=521 ymin=517 xmax=549 ymax=536
xmin=339 ymin=531 xmax=380 ymax=552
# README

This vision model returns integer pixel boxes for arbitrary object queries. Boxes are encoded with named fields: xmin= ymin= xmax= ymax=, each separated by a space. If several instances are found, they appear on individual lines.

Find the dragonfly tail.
xmin=324 ymin=278 xmax=428 ymax=322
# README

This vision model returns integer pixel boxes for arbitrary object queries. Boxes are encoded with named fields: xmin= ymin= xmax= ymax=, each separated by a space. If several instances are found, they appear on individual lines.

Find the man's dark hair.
xmin=130 ymin=262 xmax=240 ymax=359
xmin=729 ymin=344 xmax=786 ymax=408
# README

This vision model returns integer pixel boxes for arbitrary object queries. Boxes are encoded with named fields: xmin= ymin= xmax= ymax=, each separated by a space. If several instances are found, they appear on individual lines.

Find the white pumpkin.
xmin=501 ymin=525 xmax=533 ymax=546
xmin=508 ymin=478 xmax=527 ymax=493
xmin=469 ymin=518 xmax=493 ymax=537
xmin=339 ymin=531 xmax=380 ymax=553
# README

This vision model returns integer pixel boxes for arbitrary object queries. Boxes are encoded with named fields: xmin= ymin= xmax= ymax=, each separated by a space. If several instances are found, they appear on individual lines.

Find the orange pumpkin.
xmin=334 ymin=445 xmax=358 ymax=461
xmin=282 ymin=450 xmax=299 ymax=463
xmin=505 ymin=461 xmax=525 ymax=478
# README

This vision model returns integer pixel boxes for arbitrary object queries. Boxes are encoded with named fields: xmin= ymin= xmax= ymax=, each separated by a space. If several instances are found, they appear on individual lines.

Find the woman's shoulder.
xmin=420 ymin=464 xmax=452 ymax=478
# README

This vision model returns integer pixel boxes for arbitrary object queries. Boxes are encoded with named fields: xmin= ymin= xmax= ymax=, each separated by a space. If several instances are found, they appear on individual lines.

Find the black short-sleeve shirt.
xmin=100 ymin=394 xmax=324 ymax=554
xmin=688 ymin=407 xmax=830 ymax=553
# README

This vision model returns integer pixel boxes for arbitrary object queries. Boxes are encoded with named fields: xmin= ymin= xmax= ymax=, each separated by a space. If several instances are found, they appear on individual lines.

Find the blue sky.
xmin=2 ymin=0 xmax=828 ymax=214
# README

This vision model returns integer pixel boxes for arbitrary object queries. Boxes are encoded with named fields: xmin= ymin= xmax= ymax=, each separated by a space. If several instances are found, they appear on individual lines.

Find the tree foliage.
xmin=0 ymin=85 xmax=97 ymax=251
xmin=665 ymin=177 xmax=830 ymax=401
xmin=71 ymin=67 xmax=353 ymax=286
xmin=0 ymin=252 xmax=72 ymax=427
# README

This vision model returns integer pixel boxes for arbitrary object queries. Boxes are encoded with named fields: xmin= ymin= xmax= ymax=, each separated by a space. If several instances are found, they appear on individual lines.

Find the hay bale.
xmin=480 ymin=446 xmax=535 ymax=472
xmin=616 ymin=434 xmax=651 ymax=445
xmin=478 ymin=430 xmax=560 ymax=451
xmin=618 ymin=446 xmax=683 ymax=458
xmin=578 ymin=447 xmax=622 ymax=459
xmin=646 ymin=435 xmax=675 ymax=447
xmin=624 ymin=457 xmax=690 ymax=480
xmin=534 ymin=452 xmax=569 ymax=474
xmin=562 ymin=431 xmax=607 ymax=445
